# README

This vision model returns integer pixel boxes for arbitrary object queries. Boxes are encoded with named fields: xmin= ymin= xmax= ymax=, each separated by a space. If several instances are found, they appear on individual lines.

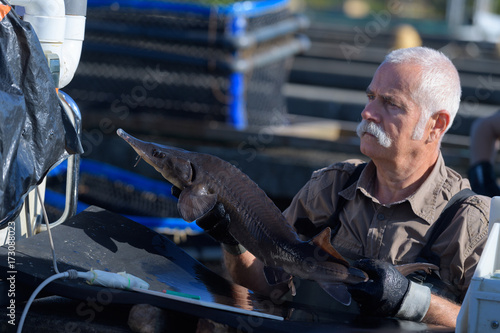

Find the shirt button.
xmin=377 ymin=213 xmax=385 ymax=220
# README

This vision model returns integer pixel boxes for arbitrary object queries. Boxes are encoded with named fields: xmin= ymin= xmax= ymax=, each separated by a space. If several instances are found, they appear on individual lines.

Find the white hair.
xmin=383 ymin=47 xmax=461 ymax=140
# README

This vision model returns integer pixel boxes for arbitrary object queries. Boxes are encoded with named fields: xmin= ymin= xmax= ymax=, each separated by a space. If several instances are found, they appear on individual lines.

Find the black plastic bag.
xmin=0 ymin=3 xmax=83 ymax=225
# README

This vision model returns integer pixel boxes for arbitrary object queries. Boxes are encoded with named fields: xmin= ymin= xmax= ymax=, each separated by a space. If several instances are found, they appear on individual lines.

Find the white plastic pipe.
xmin=58 ymin=13 xmax=86 ymax=88
xmin=11 ymin=0 xmax=86 ymax=88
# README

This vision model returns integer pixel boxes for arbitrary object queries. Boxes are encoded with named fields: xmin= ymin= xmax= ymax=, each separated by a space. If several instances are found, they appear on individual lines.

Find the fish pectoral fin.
xmin=317 ymin=282 xmax=352 ymax=306
xmin=177 ymin=185 xmax=217 ymax=222
xmin=263 ymin=266 xmax=292 ymax=285
xmin=310 ymin=227 xmax=350 ymax=267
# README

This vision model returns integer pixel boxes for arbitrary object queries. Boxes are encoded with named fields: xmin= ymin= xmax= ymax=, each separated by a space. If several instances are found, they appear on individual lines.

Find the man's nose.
xmin=361 ymin=99 xmax=380 ymax=122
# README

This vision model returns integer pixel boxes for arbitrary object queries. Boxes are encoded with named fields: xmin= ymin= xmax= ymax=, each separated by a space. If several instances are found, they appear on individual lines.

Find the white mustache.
xmin=356 ymin=120 xmax=392 ymax=148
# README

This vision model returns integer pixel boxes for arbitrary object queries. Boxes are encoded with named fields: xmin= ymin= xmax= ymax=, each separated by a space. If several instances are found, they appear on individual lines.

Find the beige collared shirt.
xmin=283 ymin=154 xmax=490 ymax=302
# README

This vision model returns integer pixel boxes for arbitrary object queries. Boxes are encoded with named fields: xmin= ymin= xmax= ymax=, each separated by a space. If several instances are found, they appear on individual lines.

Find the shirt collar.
xmin=340 ymin=154 xmax=449 ymax=224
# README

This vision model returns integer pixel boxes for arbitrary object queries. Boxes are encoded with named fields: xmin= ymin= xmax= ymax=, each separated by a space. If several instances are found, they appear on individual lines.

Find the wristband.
xmin=395 ymin=281 xmax=431 ymax=322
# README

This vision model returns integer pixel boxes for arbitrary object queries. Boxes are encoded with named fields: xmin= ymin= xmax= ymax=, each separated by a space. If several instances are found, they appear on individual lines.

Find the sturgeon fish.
xmin=117 ymin=129 xmax=437 ymax=305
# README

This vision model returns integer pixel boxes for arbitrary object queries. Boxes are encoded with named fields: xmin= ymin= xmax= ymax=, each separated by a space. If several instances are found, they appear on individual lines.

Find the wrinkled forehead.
xmin=369 ymin=62 xmax=421 ymax=94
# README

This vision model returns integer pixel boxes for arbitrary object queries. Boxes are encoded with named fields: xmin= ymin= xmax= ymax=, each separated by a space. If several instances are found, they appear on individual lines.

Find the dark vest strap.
xmin=416 ymin=188 xmax=476 ymax=266
xmin=293 ymin=217 xmax=321 ymax=239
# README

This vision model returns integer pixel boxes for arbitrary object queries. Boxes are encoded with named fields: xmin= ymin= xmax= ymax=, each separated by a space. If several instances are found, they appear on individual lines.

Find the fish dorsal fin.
xmin=178 ymin=184 xmax=217 ymax=222
xmin=310 ymin=227 xmax=349 ymax=267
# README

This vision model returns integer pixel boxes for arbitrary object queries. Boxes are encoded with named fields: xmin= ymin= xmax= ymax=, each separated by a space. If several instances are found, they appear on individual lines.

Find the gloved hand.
xmin=347 ymin=259 xmax=431 ymax=322
xmin=171 ymin=186 xmax=246 ymax=255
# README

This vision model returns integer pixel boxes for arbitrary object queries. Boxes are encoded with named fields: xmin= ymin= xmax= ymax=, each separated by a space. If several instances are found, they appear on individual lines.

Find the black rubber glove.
xmin=347 ymin=259 xmax=431 ymax=321
xmin=171 ymin=186 xmax=246 ymax=254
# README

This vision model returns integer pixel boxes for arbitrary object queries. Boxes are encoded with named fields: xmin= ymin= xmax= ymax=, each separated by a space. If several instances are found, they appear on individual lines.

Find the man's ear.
xmin=427 ymin=110 xmax=450 ymax=143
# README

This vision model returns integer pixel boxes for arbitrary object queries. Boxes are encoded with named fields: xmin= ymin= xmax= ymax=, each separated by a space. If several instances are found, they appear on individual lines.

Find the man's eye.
xmin=384 ymin=98 xmax=397 ymax=107
xmin=367 ymin=94 xmax=375 ymax=101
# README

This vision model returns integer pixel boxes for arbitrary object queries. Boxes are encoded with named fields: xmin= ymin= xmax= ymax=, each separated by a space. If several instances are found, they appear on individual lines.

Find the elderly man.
xmin=197 ymin=47 xmax=490 ymax=328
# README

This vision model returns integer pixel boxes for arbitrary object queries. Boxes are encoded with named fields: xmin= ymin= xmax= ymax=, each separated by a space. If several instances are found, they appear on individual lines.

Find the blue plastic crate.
xmin=66 ymin=0 xmax=309 ymax=130
xmin=87 ymin=0 xmax=295 ymax=46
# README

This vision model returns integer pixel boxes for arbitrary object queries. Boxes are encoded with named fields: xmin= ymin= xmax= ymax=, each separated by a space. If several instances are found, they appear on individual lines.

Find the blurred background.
xmin=45 ymin=0 xmax=500 ymax=258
